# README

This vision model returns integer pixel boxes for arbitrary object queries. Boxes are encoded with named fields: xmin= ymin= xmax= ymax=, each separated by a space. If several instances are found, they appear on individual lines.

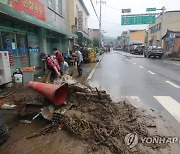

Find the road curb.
xmin=86 ymin=54 xmax=104 ymax=82
xmin=170 ymin=58 xmax=180 ymax=61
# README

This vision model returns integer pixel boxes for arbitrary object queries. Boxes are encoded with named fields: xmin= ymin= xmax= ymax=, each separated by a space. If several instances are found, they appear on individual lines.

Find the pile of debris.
xmin=19 ymin=76 xmax=150 ymax=154
xmin=63 ymin=84 xmax=148 ymax=153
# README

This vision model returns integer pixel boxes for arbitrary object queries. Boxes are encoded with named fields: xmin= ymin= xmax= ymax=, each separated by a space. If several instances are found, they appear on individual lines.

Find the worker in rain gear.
xmin=75 ymin=45 xmax=83 ymax=78
xmin=53 ymin=48 xmax=65 ymax=74
xmin=43 ymin=55 xmax=61 ymax=82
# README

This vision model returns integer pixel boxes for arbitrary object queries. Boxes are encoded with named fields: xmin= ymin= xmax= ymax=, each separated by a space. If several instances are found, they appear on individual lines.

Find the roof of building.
xmin=162 ymin=30 xmax=180 ymax=39
xmin=156 ymin=10 xmax=180 ymax=19
xmin=166 ymin=10 xmax=180 ymax=13
xmin=93 ymin=29 xmax=100 ymax=31
xmin=79 ymin=0 xmax=90 ymax=15
xmin=129 ymin=29 xmax=145 ymax=32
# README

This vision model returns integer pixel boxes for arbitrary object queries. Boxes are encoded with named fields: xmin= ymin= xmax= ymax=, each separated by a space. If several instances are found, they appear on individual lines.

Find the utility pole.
xmin=159 ymin=6 xmax=166 ymax=47
xmin=97 ymin=0 xmax=106 ymax=49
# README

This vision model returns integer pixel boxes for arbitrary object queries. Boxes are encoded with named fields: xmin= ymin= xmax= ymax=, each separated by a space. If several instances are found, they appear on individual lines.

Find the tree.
xmin=93 ymin=38 xmax=100 ymax=47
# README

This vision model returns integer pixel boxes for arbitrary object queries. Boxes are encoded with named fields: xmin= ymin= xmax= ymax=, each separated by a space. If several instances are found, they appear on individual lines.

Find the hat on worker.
xmin=41 ymin=53 xmax=48 ymax=61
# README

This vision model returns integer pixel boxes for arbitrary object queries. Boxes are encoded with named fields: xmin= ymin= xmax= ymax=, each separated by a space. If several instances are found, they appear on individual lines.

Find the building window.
xmin=150 ymin=23 xmax=161 ymax=34
xmin=76 ymin=5 xmax=79 ymax=17
xmin=150 ymin=28 xmax=152 ymax=34
xmin=1 ymin=32 xmax=15 ymax=51
xmin=57 ymin=0 xmax=62 ymax=15
xmin=75 ymin=17 xmax=77 ymax=25
xmin=48 ymin=0 xmax=62 ymax=16
xmin=85 ymin=17 xmax=87 ymax=26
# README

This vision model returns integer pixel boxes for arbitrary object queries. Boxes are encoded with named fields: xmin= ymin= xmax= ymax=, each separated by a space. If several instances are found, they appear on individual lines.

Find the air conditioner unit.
xmin=0 ymin=51 xmax=12 ymax=85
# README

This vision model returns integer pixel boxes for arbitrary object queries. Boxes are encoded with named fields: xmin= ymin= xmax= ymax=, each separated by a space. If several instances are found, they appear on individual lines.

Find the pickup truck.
xmin=144 ymin=46 xmax=163 ymax=59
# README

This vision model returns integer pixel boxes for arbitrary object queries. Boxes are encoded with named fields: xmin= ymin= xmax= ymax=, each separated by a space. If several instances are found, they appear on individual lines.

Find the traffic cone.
xmin=0 ymin=101 xmax=3 ymax=108
xmin=28 ymin=81 xmax=68 ymax=106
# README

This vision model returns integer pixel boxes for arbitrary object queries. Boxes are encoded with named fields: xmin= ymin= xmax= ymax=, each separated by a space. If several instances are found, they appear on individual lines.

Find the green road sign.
xmin=146 ymin=8 xmax=156 ymax=12
xmin=121 ymin=15 xmax=156 ymax=25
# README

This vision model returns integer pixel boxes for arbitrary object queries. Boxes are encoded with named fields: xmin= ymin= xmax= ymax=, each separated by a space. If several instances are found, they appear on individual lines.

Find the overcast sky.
xmin=84 ymin=0 xmax=180 ymax=38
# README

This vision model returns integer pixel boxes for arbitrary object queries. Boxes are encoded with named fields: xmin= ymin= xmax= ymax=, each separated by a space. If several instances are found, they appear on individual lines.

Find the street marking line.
xmin=120 ymin=96 xmax=143 ymax=107
xmin=87 ymin=62 xmax=99 ymax=80
xmin=163 ymin=61 xmax=180 ymax=65
xmin=139 ymin=66 xmax=144 ymax=69
xmin=173 ymin=63 xmax=180 ymax=66
xmin=166 ymin=81 xmax=180 ymax=88
xmin=154 ymin=96 xmax=180 ymax=123
xmin=148 ymin=71 xmax=155 ymax=75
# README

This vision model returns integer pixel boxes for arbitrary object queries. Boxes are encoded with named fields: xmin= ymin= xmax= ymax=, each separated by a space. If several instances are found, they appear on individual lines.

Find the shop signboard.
xmin=170 ymin=38 xmax=175 ymax=44
xmin=78 ymin=11 xmax=83 ymax=30
xmin=11 ymin=0 xmax=46 ymax=21
xmin=170 ymin=33 xmax=176 ymax=38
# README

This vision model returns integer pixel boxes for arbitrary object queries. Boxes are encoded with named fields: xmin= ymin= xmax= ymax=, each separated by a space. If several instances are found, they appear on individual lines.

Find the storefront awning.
xmin=0 ymin=3 xmax=78 ymax=39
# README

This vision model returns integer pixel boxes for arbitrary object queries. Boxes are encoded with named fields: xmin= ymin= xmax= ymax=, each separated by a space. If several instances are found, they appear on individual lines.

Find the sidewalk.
xmin=170 ymin=58 xmax=180 ymax=61
xmin=33 ymin=59 xmax=102 ymax=84
xmin=68 ymin=62 xmax=97 ymax=84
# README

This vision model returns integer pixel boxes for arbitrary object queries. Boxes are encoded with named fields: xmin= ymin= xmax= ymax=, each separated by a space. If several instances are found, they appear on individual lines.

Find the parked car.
xmin=113 ymin=47 xmax=122 ymax=51
xmin=130 ymin=45 xmax=143 ymax=55
xmin=144 ymin=46 xmax=163 ymax=59
xmin=0 ymin=115 xmax=9 ymax=145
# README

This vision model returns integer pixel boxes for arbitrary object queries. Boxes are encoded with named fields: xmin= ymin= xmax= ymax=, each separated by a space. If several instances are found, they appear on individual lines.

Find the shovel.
xmin=41 ymin=71 xmax=51 ymax=83
xmin=20 ymin=105 xmax=55 ymax=124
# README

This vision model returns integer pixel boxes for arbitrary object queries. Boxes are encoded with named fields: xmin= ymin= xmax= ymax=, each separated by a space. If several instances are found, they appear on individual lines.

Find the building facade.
xmin=148 ymin=11 xmax=180 ymax=49
xmin=121 ymin=31 xmax=129 ymax=51
xmin=66 ymin=0 xmax=93 ymax=48
xmin=129 ymin=30 xmax=146 ymax=45
xmin=115 ymin=36 xmax=121 ymax=48
xmin=0 ymin=0 xmax=76 ymax=70
xmin=162 ymin=30 xmax=180 ymax=57
xmin=118 ymin=30 xmax=146 ymax=52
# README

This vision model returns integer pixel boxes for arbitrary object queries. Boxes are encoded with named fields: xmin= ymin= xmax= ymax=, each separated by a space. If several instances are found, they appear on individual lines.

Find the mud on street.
xmin=0 ymin=76 xmax=178 ymax=154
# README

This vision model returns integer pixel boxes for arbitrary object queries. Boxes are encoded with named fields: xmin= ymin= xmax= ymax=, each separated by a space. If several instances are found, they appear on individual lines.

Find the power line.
xmin=105 ymin=4 xmax=122 ymax=12
xmin=89 ymin=16 xmax=121 ymax=25
xmin=90 ymin=0 xmax=100 ymax=22
xmin=102 ymin=20 xmax=121 ymax=25
xmin=162 ymin=0 xmax=171 ymax=10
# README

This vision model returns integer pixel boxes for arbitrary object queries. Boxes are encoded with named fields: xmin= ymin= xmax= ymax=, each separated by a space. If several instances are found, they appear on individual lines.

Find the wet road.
xmin=89 ymin=51 xmax=180 ymax=134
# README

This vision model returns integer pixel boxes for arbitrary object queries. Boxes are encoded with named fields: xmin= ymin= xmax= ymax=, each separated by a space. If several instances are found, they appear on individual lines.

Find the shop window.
xmin=16 ymin=34 xmax=28 ymax=50
xmin=159 ymin=23 xmax=161 ymax=31
xmin=1 ymin=32 xmax=16 ymax=51
xmin=0 ymin=32 xmax=3 ymax=51
xmin=166 ymin=42 xmax=169 ymax=51
xmin=48 ymin=0 xmax=62 ymax=16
